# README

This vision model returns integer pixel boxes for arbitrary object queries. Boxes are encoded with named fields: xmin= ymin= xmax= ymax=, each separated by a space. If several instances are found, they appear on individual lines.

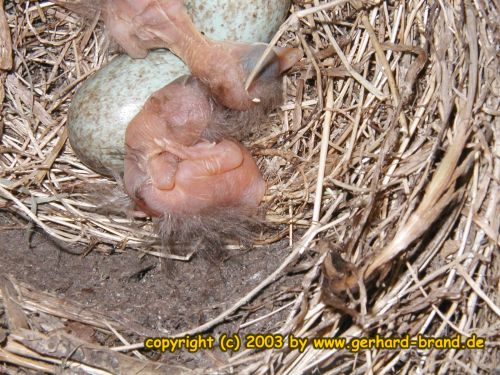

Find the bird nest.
xmin=0 ymin=0 xmax=499 ymax=374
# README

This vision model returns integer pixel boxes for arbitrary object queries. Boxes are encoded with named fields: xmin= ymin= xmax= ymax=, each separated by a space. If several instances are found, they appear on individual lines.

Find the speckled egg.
xmin=186 ymin=0 xmax=290 ymax=43
xmin=68 ymin=0 xmax=291 ymax=175
xmin=68 ymin=52 xmax=189 ymax=175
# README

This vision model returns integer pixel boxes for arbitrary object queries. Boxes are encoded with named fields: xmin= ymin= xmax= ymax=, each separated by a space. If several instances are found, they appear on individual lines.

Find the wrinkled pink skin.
xmin=102 ymin=0 xmax=254 ymax=110
xmin=123 ymin=43 xmax=302 ymax=217
xmin=124 ymin=76 xmax=265 ymax=216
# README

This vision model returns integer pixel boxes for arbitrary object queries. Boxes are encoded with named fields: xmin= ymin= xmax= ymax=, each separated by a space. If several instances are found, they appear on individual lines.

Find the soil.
xmin=0 ymin=212 xmax=304 ymax=370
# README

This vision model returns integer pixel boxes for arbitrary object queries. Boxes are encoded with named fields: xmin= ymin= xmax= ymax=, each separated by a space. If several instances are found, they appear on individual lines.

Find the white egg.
xmin=68 ymin=0 xmax=290 ymax=175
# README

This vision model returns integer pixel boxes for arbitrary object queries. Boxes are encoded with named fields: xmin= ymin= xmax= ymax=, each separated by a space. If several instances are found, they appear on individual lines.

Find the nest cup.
xmin=0 ymin=1 xmax=498 ymax=374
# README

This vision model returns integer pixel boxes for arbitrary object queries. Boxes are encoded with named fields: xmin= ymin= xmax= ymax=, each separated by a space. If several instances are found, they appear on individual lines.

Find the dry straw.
xmin=1 ymin=0 xmax=499 ymax=373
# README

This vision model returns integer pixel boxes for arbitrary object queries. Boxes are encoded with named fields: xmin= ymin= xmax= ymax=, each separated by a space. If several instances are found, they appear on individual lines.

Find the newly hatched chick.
xmin=124 ymin=76 xmax=265 ymax=218
xmin=124 ymin=76 xmax=265 ymax=249
xmin=124 ymin=43 xmax=301 ymax=247
xmin=54 ymin=0 xmax=269 ymax=110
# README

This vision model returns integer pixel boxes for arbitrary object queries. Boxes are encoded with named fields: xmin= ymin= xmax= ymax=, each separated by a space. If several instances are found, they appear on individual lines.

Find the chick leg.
xmin=147 ymin=151 xmax=179 ymax=190
xmin=108 ymin=0 xmax=253 ymax=109
xmin=161 ymin=139 xmax=244 ymax=177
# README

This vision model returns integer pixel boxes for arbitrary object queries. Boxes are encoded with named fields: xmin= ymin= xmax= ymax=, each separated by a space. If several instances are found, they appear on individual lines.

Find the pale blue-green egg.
xmin=68 ymin=0 xmax=291 ymax=175
xmin=186 ymin=0 xmax=290 ymax=43
xmin=68 ymin=52 xmax=188 ymax=175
